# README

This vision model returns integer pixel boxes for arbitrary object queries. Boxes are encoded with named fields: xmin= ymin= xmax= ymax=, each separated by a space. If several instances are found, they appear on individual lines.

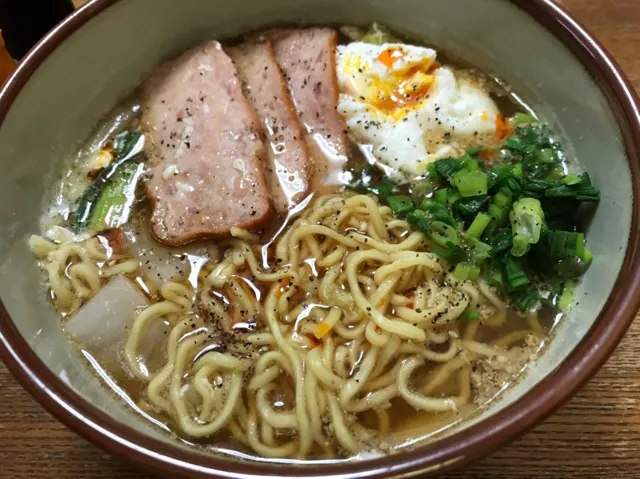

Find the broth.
xmin=76 ymin=201 xmax=552 ymax=461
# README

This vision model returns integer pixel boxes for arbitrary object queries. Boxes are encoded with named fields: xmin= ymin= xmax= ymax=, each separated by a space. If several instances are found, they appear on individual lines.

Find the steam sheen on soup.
xmin=29 ymin=24 xmax=599 ymax=460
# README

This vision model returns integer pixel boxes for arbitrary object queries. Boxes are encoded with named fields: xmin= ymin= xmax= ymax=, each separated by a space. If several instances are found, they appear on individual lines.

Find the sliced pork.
xmin=263 ymin=28 xmax=348 ymax=184
xmin=141 ymin=40 xmax=272 ymax=246
xmin=230 ymin=41 xmax=311 ymax=213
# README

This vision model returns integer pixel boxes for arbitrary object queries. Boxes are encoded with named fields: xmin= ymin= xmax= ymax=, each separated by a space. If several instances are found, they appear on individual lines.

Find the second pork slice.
xmin=230 ymin=41 xmax=312 ymax=213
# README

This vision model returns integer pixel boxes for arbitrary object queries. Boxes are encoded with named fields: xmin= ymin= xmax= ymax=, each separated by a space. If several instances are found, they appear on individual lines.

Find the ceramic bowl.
xmin=1 ymin=0 xmax=640 ymax=477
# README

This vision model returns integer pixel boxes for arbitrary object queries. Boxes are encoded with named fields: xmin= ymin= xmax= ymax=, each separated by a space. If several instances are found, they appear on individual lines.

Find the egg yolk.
xmin=370 ymin=47 xmax=435 ymax=114
xmin=376 ymin=46 xmax=405 ymax=69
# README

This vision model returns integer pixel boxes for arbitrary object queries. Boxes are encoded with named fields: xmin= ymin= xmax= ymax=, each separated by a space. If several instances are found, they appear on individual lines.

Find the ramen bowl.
xmin=1 ymin=0 xmax=639 ymax=477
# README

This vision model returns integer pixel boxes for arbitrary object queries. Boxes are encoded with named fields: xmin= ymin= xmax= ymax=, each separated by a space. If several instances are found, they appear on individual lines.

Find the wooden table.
xmin=2 ymin=0 xmax=640 ymax=477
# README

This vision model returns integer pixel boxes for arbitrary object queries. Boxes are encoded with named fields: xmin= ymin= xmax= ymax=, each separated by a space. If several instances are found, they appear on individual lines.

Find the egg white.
xmin=337 ymin=42 xmax=501 ymax=177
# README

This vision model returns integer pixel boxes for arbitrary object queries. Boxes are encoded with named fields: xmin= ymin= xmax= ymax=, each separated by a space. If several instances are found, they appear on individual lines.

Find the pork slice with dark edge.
xmin=141 ymin=40 xmax=272 ymax=246
xmin=262 ymin=28 xmax=348 ymax=185
xmin=229 ymin=41 xmax=311 ymax=213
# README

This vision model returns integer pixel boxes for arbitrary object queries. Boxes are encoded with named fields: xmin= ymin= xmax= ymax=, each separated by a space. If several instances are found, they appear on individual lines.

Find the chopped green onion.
xmin=490 ymin=164 xmax=518 ymax=187
xmin=462 ymin=156 xmax=481 ymax=171
xmin=545 ymin=167 xmax=565 ymax=181
xmin=510 ymin=198 xmax=544 ymax=257
xmin=563 ymin=174 xmax=582 ymax=185
xmin=575 ymin=233 xmax=593 ymax=264
xmin=467 ymin=238 xmax=493 ymax=263
xmin=430 ymin=221 xmax=460 ymax=248
xmin=513 ymin=163 xmax=523 ymax=178
xmin=536 ymin=148 xmax=554 ymax=164
xmin=446 ymin=188 xmax=461 ymax=206
xmin=502 ymin=177 xmax=522 ymax=197
xmin=545 ymin=185 xmax=577 ymax=198
xmin=504 ymin=135 xmax=531 ymax=154
xmin=539 ymin=230 xmax=582 ymax=260
xmin=386 ymin=195 xmax=414 ymax=214
xmin=494 ymin=190 xmax=513 ymax=208
xmin=452 ymin=169 xmax=488 ymax=197
xmin=419 ymin=200 xmax=458 ymax=228
xmin=435 ymin=188 xmax=448 ymax=205
xmin=485 ymin=189 xmax=514 ymax=236
xmin=512 ymin=288 xmax=540 ymax=311
xmin=554 ymin=257 xmax=589 ymax=279
xmin=514 ymin=112 xmax=535 ymax=125
xmin=453 ymin=262 xmax=481 ymax=281
xmin=511 ymin=236 xmax=531 ymax=258
xmin=407 ymin=210 xmax=431 ymax=234
xmin=466 ymin=146 xmax=484 ymax=156
xmin=368 ymin=178 xmax=395 ymax=198
xmin=435 ymin=241 xmax=467 ymax=263
xmin=487 ymin=229 xmax=513 ymax=257
xmin=460 ymin=309 xmax=480 ymax=321
xmin=558 ymin=281 xmax=576 ymax=312
xmin=454 ymin=196 xmax=489 ymax=221
xmin=505 ymin=257 xmax=529 ymax=289
xmin=410 ymin=179 xmax=435 ymax=202
xmin=485 ymin=260 xmax=505 ymax=292
xmin=432 ymin=158 xmax=465 ymax=181
xmin=466 ymin=212 xmax=491 ymax=240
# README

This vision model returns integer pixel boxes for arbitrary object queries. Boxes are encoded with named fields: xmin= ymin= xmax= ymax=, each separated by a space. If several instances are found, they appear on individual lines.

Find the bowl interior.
xmin=0 ymin=0 xmax=632 ymax=471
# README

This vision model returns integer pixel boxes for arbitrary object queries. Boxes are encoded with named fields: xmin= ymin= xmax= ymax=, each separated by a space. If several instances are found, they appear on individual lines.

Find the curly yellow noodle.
xmin=31 ymin=191 xmax=544 ymax=459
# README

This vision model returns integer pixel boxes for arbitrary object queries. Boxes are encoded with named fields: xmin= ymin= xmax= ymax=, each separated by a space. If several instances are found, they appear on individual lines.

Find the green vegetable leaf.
xmin=88 ymin=162 xmax=144 ymax=232
xmin=113 ymin=130 xmax=144 ymax=161
xmin=74 ymin=130 xmax=145 ymax=233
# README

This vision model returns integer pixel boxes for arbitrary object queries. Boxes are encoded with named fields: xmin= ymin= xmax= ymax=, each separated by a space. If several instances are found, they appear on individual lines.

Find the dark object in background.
xmin=0 ymin=32 xmax=15 ymax=84
xmin=0 ymin=0 xmax=74 ymax=60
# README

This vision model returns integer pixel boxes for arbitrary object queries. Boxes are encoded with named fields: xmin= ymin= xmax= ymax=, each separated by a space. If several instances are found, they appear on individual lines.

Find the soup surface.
xmin=29 ymin=24 xmax=599 ymax=461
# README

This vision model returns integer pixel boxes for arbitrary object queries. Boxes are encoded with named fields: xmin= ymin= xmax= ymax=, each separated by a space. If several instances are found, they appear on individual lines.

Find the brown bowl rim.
xmin=1 ymin=0 xmax=640 ymax=477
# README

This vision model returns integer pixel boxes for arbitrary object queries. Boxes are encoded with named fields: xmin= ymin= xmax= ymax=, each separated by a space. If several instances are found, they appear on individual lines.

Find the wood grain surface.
xmin=2 ymin=0 xmax=640 ymax=478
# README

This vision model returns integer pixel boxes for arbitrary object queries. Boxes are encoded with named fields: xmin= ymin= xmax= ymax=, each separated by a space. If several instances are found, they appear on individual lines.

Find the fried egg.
xmin=337 ymin=42 xmax=504 ymax=176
